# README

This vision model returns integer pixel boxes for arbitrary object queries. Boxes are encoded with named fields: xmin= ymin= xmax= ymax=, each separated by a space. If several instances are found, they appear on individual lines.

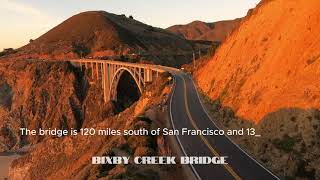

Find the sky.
xmin=0 ymin=0 xmax=260 ymax=50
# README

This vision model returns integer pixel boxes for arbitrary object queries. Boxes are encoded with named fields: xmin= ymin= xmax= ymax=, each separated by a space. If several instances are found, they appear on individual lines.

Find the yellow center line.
xmin=180 ymin=75 xmax=242 ymax=180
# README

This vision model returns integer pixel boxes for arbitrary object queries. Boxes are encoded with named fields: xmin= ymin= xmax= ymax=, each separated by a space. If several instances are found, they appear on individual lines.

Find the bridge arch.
xmin=72 ymin=60 xmax=164 ymax=103
xmin=109 ymin=67 xmax=143 ymax=102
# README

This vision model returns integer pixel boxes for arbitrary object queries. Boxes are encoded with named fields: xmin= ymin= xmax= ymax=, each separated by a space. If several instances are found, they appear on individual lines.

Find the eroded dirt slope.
xmin=195 ymin=0 xmax=320 ymax=122
xmin=0 ymin=60 xmax=178 ymax=179
xmin=7 ymin=70 xmax=177 ymax=179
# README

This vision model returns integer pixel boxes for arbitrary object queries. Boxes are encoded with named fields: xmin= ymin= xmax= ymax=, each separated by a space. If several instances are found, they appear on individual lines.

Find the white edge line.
xmin=169 ymin=75 xmax=202 ymax=180
xmin=189 ymin=76 xmax=280 ymax=180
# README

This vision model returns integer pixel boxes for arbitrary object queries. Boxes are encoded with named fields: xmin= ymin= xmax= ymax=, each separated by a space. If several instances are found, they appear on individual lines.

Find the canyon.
xmin=1 ymin=0 xmax=320 ymax=179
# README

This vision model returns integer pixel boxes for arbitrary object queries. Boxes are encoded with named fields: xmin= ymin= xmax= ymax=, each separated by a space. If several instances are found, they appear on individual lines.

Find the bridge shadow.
xmin=113 ymin=71 xmax=141 ymax=113
xmin=66 ymin=62 xmax=89 ymax=129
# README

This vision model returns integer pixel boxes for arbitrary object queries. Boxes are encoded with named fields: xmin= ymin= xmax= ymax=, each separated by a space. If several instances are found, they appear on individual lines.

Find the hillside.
xmin=195 ymin=0 xmax=320 ymax=123
xmin=13 ymin=11 xmax=194 ymax=67
xmin=0 ymin=60 xmax=113 ymax=151
xmin=0 ymin=60 xmax=180 ymax=179
xmin=192 ymin=0 xmax=320 ymax=178
xmin=167 ymin=19 xmax=241 ymax=42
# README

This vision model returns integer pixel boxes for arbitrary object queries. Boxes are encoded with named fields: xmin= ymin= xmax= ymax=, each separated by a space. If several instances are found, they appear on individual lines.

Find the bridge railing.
xmin=70 ymin=59 xmax=166 ymax=73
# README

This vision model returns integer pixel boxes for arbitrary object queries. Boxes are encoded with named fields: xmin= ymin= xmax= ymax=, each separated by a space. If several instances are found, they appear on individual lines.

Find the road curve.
xmin=168 ymin=70 xmax=279 ymax=180
xmin=16 ymin=59 xmax=279 ymax=179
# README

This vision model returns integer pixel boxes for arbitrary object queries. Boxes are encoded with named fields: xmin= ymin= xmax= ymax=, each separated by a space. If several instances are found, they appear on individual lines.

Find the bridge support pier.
xmin=91 ymin=62 xmax=94 ymax=78
xmin=145 ymin=69 xmax=153 ymax=83
xmin=102 ymin=63 xmax=110 ymax=102
xmin=96 ymin=63 xmax=99 ymax=80
xmin=100 ymin=63 xmax=104 ymax=89
xmin=79 ymin=62 xmax=83 ymax=71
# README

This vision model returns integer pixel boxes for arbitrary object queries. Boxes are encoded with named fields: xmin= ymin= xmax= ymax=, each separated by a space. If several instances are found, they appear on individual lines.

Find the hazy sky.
xmin=0 ymin=0 xmax=260 ymax=50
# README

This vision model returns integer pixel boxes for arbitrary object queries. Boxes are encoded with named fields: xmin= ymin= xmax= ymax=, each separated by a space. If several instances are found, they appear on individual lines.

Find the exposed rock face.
xmin=7 ymin=71 xmax=176 ymax=179
xmin=0 ymin=60 xmax=112 ymax=151
xmin=167 ymin=19 xmax=241 ymax=42
xmin=195 ymin=0 xmax=320 ymax=123
xmin=0 ymin=80 xmax=12 ymax=110
xmin=0 ymin=142 xmax=8 ymax=152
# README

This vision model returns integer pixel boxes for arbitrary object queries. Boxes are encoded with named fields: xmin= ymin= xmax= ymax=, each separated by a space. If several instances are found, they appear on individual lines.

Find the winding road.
xmin=14 ymin=59 xmax=279 ymax=179
xmin=167 ymin=70 xmax=279 ymax=180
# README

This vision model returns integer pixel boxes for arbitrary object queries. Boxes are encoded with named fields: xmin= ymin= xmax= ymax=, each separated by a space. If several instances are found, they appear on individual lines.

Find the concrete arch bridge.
xmin=69 ymin=59 xmax=166 ymax=103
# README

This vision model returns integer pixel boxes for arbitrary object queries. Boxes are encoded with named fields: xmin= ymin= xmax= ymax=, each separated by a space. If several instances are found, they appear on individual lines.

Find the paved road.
xmin=13 ymin=59 xmax=278 ymax=179
xmin=168 ymin=70 xmax=279 ymax=180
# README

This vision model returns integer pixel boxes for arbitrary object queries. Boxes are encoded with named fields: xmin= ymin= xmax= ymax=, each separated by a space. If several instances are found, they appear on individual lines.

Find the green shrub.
xmin=272 ymin=135 xmax=296 ymax=153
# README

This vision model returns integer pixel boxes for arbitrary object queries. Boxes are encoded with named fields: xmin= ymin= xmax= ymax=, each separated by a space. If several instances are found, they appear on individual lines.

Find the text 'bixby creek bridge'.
xmin=69 ymin=59 xmax=167 ymax=102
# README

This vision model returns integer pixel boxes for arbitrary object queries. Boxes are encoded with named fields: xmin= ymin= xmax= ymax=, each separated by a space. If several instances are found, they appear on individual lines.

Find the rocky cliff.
xmin=0 ymin=60 xmax=178 ymax=179
xmin=0 ymin=60 xmax=113 ymax=151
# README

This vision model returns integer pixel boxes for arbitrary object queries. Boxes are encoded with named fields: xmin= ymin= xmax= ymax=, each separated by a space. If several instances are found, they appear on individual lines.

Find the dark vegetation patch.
xmin=97 ymin=151 xmax=116 ymax=178
xmin=306 ymin=54 xmax=320 ymax=65
xmin=272 ymin=134 xmax=296 ymax=153
xmin=0 ymin=80 xmax=13 ymax=110
xmin=295 ymin=160 xmax=315 ymax=179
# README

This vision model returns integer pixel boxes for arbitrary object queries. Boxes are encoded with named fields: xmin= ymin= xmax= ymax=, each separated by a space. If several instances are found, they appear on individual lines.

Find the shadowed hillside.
xmin=12 ymin=11 xmax=194 ymax=67
xmin=167 ymin=19 xmax=241 ymax=42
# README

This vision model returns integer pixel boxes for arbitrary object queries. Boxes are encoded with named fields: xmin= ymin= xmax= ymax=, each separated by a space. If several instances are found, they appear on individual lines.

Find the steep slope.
xmin=167 ymin=21 xmax=212 ymax=40
xmin=167 ymin=19 xmax=241 ymax=42
xmin=3 ymin=62 xmax=177 ymax=179
xmin=0 ymin=60 xmax=114 ymax=151
xmin=195 ymin=0 xmax=320 ymax=123
xmin=13 ymin=11 xmax=193 ymax=66
xmin=198 ymin=19 xmax=241 ymax=42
